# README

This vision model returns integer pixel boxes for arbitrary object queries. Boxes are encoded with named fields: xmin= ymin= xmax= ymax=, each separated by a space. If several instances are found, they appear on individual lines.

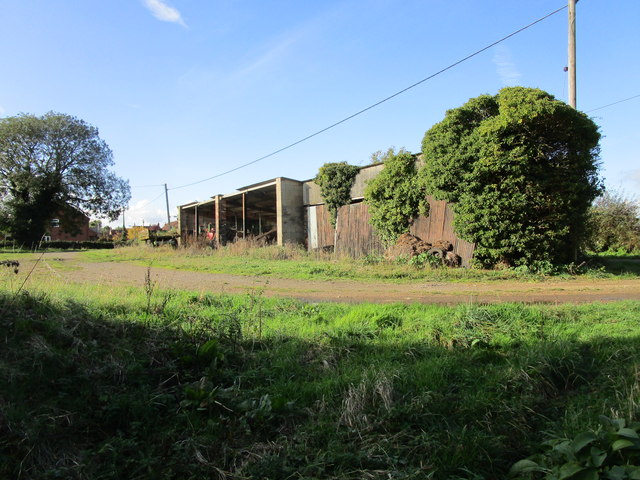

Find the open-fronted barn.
xmin=179 ymin=177 xmax=304 ymax=247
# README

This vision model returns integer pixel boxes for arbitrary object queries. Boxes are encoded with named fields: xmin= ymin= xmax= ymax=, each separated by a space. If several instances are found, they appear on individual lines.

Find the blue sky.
xmin=1 ymin=0 xmax=638 ymax=227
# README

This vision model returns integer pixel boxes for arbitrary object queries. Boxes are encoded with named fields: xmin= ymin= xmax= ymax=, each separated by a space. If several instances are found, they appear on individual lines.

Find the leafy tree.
xmin=586 ymin=191 xmax=640 ymax=253
xmin=369 ymin=146 xmax=398 ymax=165
xmin=0 ymin=112 xmax=130 ymax=245
xmin=89 ymin=219 xmax=103 ymax=231
xmin=364 ymin=148 xmax=428 ymax=245
xmin=315 ymin=162 xmax=360 ymax=227
xmin=420 ymin=87 xmax=602 ymax=267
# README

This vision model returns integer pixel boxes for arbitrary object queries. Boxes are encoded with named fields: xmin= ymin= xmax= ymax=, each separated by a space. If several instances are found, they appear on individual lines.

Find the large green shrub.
xmin=315 ymin=162 xmax=360 ymax=227
xmin=586 ymin=191 xmax=640 ymax=253
xmin=364 ymin=149 xmax=428 ymax=246
xmin=420 ymin=87 xmax=602 ymax=267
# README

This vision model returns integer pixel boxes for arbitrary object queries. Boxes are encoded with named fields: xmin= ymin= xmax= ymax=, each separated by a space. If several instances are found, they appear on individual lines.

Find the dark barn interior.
xmin=218 ymin=184 xmax=277 ymax=244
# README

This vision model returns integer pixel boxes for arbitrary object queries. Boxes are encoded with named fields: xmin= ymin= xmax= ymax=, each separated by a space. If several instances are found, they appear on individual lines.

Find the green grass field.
xmin=2 ymin=270 xmax=639 ymax=479
xmin=3 ymin=243 xmax=640 ymax=284
xmin=69 ymin=244 xmax=640 ymax=282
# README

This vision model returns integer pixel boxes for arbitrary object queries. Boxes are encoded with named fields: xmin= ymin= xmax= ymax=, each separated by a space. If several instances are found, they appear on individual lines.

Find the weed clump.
xmin=0 ymin=259 xmax=19 ymax=273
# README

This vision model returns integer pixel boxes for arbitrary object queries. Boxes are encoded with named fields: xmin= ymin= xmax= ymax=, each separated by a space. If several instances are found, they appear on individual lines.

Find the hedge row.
xmin=45 ymin=240 xmax=115 ymax=250
xmin=0 ymin=240 xmax=115 ymax=250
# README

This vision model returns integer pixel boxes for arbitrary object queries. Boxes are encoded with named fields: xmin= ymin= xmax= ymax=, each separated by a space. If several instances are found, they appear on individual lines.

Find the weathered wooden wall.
xmin=409 ymin=196 xmax=476 ymax=266
xmin=306 ymin=197 xmax=475 ymax=266
xmin=335 ymin=203 xmax=384 ymax=258
xmin=314 ymin=205 xmax=336 ymax=250
xmin=179 ymin=208 xmax=195 ymax=243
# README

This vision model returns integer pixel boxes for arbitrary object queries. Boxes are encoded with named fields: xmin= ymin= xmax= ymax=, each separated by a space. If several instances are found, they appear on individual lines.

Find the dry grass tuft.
xmin=612 ymin=364 xmax=640 ymax=420
xmin=339 ymin=371 xmax=396 ymax=432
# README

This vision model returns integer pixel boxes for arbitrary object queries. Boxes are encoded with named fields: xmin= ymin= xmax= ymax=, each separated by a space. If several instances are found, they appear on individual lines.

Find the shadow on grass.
xmin=595 ymin=255 xmax=640 ymax=275
xmin=1 ymin=291 xmax=639 ymax=480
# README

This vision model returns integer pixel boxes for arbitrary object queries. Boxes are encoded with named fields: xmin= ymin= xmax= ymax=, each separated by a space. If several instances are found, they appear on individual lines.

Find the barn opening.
xmin=217 ymin=181 xmax=278 ymax=244
xmin=178 ymin=178 xmax=304 ymax=247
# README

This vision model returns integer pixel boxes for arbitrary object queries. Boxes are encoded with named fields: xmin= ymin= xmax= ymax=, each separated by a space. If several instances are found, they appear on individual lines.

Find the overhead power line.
xmin=586 ymin=94 xmax=640 ymax=113
xmin=124 ymin=191 xmax=166 ymax=214
xmin=169 ymin=4 xmax=567 ymax=192
xmin=147 ymin=191 xmax=167 ymax=204
xmin=130 ymin=184 xmax=164 ymax=189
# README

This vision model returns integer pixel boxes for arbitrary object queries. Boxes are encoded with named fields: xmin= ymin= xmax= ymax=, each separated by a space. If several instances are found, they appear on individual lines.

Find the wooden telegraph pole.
xmin=568 ymin=0 xmax=577 ymax=108
xmin=164 ymin=183 xmax=171 ymax=227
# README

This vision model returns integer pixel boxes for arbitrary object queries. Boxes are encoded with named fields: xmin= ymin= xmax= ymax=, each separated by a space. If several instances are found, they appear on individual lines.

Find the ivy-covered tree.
xmin=586 ymin=191 xmax=640 ymax=253
xmin=315 ymin=162 xmax=360 ymax=227
xmin=364 ymin=149 xmax=428 ymax=246
xmin=0 ymin=112 xmax=131 ymax=246
xmin=420 ymin=87 xmax=602 ymax=267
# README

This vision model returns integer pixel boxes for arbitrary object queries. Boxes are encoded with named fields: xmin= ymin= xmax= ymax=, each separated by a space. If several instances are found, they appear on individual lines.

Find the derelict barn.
xmin=178 ymin=164 xmax=476 ymax=266
xmin=303 ymin=164 xmax=476 ymax=267
xmin=179 ymin=177 xmax=304 ymax=247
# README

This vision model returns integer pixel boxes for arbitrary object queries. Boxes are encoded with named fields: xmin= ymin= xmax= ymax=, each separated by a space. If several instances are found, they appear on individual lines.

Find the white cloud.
xmin=0 ymin=105 xmax=5 ymax=116
xmin=107 ymin=198 xmax=167 ymax=228
xmin=627 ymin=169 xmax=640 ymax=187
xmin=492 ymin=44 xmax=522 ymax=86
xmin=142 ymin=0 xmax=187 ymax=27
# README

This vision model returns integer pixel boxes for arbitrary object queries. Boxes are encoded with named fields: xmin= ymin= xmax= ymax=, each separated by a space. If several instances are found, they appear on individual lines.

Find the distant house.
xmin=47 ymin=208 xmax=98 ymax=242
xmin=162 ymin=221 xmax=178 ymax=231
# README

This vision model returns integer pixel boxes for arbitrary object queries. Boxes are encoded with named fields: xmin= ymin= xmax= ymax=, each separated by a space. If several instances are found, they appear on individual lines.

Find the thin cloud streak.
xmin=177 ymin=30 xmax=302 ymax=94
xmin=628 ymin=169 xmax=640 ymax=187
xmin=142 ymin=0 xmax=187 ymax=27
xmin=492 ymin=44 xmax=521 ymax=86
xmin=232 ymin=35 xmax=299 ymax=80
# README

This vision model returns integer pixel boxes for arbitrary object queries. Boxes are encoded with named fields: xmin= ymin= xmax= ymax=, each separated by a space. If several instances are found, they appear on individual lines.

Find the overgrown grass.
xmin=2 ymin=277 xmax=640 ymax=479
xmin=76 ymin=244 xmax=640 ymax=283
xmin=595 ymin=254 xmax=640 ymax=276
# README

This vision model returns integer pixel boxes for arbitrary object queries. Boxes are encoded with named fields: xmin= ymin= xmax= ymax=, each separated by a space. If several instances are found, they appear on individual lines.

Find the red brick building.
xmin=47 ymin=208 xmax=98 ymax=242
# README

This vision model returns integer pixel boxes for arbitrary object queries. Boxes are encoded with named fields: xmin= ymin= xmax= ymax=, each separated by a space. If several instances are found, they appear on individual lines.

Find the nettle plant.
xmin=510 ymin=416 xmax=640 ymax=480
xmin=315 ymin=162 xmax=360 ymax=227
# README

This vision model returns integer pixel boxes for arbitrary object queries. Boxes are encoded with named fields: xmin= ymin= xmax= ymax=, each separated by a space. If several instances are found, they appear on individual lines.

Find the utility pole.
xmin=164 ymin=183 xmax=171 ymax=227
xmin=568 ymin=0 xmax=577 ymax=108
xmin=122 ymin=208 xmax=126 ymax=231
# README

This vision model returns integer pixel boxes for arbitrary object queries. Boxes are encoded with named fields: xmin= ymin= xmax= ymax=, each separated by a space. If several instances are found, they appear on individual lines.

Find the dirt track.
xmin=26 ymin=252 xmax=640 ymax=304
